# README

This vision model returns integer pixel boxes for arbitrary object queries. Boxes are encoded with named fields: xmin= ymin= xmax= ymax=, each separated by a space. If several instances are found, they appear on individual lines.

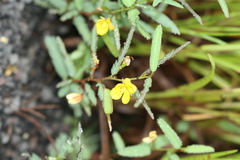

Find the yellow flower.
xmin=66 ymin=93 xmax=82 ymax=104
xmin=95 ymin=17 xmax=114 ymax=35
xmin=142 ymin=130 xmax=157 ymax=143
xmin=110 ymin=78 xmax=137 ymax=104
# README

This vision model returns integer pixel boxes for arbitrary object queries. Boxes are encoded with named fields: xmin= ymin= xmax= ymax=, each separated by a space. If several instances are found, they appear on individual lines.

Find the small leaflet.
xmin=157 ymin=118 xmax=182 ymax=149
xmin=150 ymin=25 xmax=162 ymax=72
xmin=122 ymin=0 xmax=136 ymax=7
xmin=218 ymin=0 xmax=229 ymax=18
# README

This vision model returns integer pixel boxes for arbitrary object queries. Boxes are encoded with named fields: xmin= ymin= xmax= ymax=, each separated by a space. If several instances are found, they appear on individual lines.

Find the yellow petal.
xmin=122 ymin=91 xmax=130 ymax=104
xmin=123 ymin=78 xmax=137 ymax=94
xmin=66 ymin=93 xmax=82 ymax=104
xmin=96 ymin=19 xmax=108 ymax=35
xmin=106 ymin=18 xmax=114 ymax=31
xmin=110 ymin=83 xmax=125 ymax=100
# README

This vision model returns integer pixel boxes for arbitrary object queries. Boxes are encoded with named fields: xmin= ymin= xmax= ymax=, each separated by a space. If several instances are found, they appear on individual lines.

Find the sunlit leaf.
xmin=112 ymin=15 xmax=121 ymax=50
xmin=85 ymin=83 xmax=97 ymax=106
xmin=44 ymin=36 xmax=68 ymax=79
xmin=96 ymin=83 xmax=104 ymax=101
xmin=143 ymin=8 xmax=180 ymax=34
xmin=122 ymin=0 xmax=135 ymax=7
xmin=58 ymin=85 xmax=70 ymax=98
xmin=118 ymin=143 xmax=151 ymax=157
xmin=74 ymin=0 xmax=83 ymax=11
xmin=56 ymin=80 xmax=72 ymax=88
xmin=73 ymin=15 xmax=91 ymax=45
xmin=112 ymin=131 xmax=125 ymax=151
xmin=169 ymin=153 xmax=180 ymax=160
xmin=219 ymin=120 xmax=240 ymax=135
xmin=136 ymin=21 xmax=151 ymax=40
xmin=111 ymin=26 xmax=136 ymax=75
xmin=56 ymin=37 xmax=76 ymax=77
xmin=150 ymin=25 xmax=162 ymax=72
xmin=153 ymin=135 xmax=170 ymax=149
xmin=103 ymin=89 xmax=113 ymax=115
xmin=218 ymin=0 xmax=229 ymax=18
xmin=181 ymin=150 xmax=238 ymax=160
xmin=184 ymin=144 xmax=215 ymax=154
xmin=91 ymin=26 xmax=98 ymax=53
xmin=60 ymin=10 xmax=78 ymax=21
xmin=101 ymin=34 xmax=119 ymax=58
xmin=153 ymin=0 xmax=183 ymax=8
xmin=157 ymin=118 xmax=182 ymax=149
xmin=127 ymin=9 xmax=140 ymax=25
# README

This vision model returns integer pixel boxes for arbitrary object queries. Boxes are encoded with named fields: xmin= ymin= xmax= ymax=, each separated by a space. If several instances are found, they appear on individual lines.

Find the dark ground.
xmin=0 ymin=0 xmax=71 ymax=159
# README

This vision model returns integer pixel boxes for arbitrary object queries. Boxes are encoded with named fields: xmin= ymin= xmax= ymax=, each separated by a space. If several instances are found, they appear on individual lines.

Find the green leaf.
xmin=184 ymin=144 xmax=215 ymax=154
xmin=181 ymin=150 xmax=238 ymax=160
xmin=74 ymin=0 xmax=83 ymax=11
xmin=70 ymin=83 xmax=83 ymax=94
xmin=134 ymin=90 xmax=154 ymax=119
xmin=127 ymin=9 xmax=140 ymax=25
xmin=30 ymin=153 xmax=42 ymax=160
xmin=48 ymin=0 xmax=67 ymax=13
xmin=111 ymin=26 xmax=136 ymax=75
xmin=96 ymin=83 xmax=104 ymax=101
xmin=136 ymin=21 xmax=151 ymax=40
xmin=218 ymin=0 xmax=229 ymax=18
xmin=73 ymin=15 xmax=91 ymax=45
xmin=47 ymin=157 xmax=62 ymax=160
xmin=118 ymin=143 xmax=151 ymax=157
xmin=60 ymin=10 xmax=78 ymax=21
xmin=56 ymin=37 xmax=76 ymax=77
xmin=153 ymin=135 xmax=170 ymax=149
xmin=219 ymin=120 xmax=240 ymax=135
xmin=101 ymin=34 xmax=119 ymax=58
xmin=138 ymin=20 xmax=155 ymax=34
xmin=112 ymin=131 xmax=125 ymax=151
xmin=142 ymin=8 xmax=180 ymax=34
xmin=91 ymin=26 xmax=98 ymax=53
xmin=85 ymin=83 xmax=97 ymax=106
xmin=73 ymin=52 xmax=91 ymax=80
xmin=179 ymin=54 xmax=215 ymax=92
xmin=169 ymin=153 xmax=180 ymax=160
xmin=150 ymin=25 xmax=162 ymax=72
xmin=158 ymin=41 xmax=190 ymax=66
xmin=153 ymin=0 xmax=183 ymax=8
xmin=112 ymin=15 xmax=121 ymax=50
xmin=80 ymin=94 xmax=91 ymax=116
xmin=141 ymin=41 xmax=191 ymax=84
xmin=157 ymin=118 xmax=182 ymax=149
xmin=103 ymin=89 xmax=113 ymax=114
xmin=56 ymin=79 xmax=72 ymax=88
xmin=58 ymin=85 xmax=70 ymax=98
xmin=44 ymin=36 xmax=68 ymax=79
xmin=70 ymin=42 xmax=87 ymax=61
xmin=70 ymin=103 xmax=82 ymax=117
xmin=122 ymin=0 xmax=135 ymax=7
xmin=134 ymin=78 xmax=152 ymax=107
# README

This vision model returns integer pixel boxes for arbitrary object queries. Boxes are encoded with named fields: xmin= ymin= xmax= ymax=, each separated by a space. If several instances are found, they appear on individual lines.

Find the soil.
xmin=0 ymin=1 xmax=70 ymax=159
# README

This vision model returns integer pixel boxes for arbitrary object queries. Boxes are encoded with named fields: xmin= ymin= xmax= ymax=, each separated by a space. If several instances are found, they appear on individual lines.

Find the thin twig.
xmin=31 ymin=104 xmax=59 ymax=110
xmin=16 ymin=111 xmax=56 ymax=151
xmin=98 ymin=103 xmax=110 ymax=160
xmin=20 ymin=107 xmax=46 ymax=119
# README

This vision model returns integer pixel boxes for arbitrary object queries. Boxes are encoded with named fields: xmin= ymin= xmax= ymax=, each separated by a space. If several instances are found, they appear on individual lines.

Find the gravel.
xmin=0 ymin=0 xmax=67 ymax=159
